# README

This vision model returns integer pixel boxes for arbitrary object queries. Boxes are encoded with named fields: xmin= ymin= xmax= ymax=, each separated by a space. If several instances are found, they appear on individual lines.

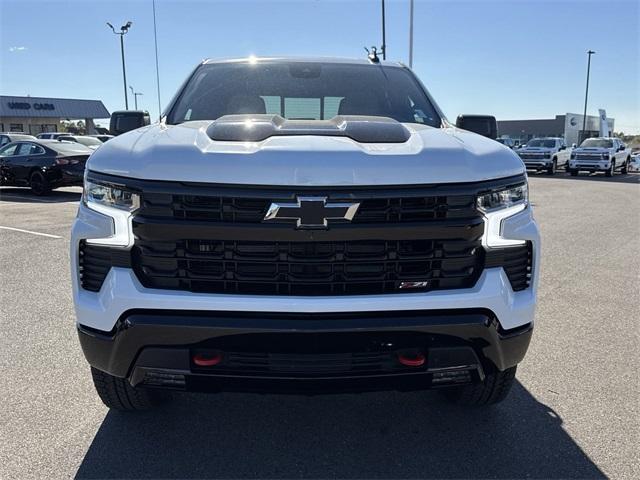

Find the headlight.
xmin=83 ymin=178 xmax=139 ymax=247
xmin=602 ymin=153 xmax=609 ymax=160
xmin=83 ymin=180 xmax=140 ymax=212
xmin=571 ymin=153 xmax=576 ymax=159
xmin=478 ymin=183 xmax=528 ymax=248
xmin=477 ymin=184 xmax=528 ymax=213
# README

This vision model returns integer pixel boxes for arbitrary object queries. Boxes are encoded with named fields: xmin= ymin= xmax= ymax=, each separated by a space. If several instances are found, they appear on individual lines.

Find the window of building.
xmin=9 ymin=124 xmax=24 ymax=132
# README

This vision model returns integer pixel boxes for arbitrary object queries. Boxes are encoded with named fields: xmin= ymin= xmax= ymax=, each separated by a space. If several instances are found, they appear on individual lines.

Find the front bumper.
xmin=522 ymin=160 xmax=552 ymax=169
xmin=78 ymin=309 xmax=533 ymax=392
xmin=71 ymin=203 xmax=540 ymax=333
xmin=569 ymin=161 xmax=610 ymax=171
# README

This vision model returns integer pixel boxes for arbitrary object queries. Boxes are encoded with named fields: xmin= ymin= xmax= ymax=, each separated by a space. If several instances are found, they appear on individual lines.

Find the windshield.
xmin=167 ymin=62 xmax=441 ymax=127
xmin=580 ymin=138 xmax=612 ymax=148
xmin=526 ymin=139 xmax=556 ymax=148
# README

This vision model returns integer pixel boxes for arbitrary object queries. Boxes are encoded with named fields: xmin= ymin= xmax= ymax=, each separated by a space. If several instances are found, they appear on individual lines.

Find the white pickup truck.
xmin=568 ymin=137 xmax=632 ymax=176
xmin=71 ymin=56 xmax=540 ymax=411
xmin=517 ymin=137 xmax=570 ymax=175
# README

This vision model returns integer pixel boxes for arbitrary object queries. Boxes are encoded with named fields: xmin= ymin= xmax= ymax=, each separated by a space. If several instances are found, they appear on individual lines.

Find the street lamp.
xmin=107 ymin=21 xmax=133 ymax=110
xmin=381 ymin=0 xmax=386 ymax=60
xmin=408 ymin=0 xmax=414 ymax=68
xmin=581 ymin=50 xmax=595 ymax=143
xmin=129 ymin=86 xmax=143 ymax=110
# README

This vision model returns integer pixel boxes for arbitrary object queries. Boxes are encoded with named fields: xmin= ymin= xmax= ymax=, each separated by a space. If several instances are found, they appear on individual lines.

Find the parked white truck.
xmin=568 ymin=137 xmax=632 ymax=176
xmin=517 ymin=137 xmax=570 ymax=175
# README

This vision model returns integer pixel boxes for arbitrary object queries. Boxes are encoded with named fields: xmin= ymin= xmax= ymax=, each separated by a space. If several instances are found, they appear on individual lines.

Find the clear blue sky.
xmin=1 ymin=0 xmax=638 ymax=133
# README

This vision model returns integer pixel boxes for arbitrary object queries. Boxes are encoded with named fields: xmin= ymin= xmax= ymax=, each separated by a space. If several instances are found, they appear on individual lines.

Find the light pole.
xmin=409 ymin=0 xmax=414 ymax=68
xmin=129 ymin=86 xmax=143 ymax=110
xmin=152 ymin=0 xmax=163 ymax=121
xmin=381 ymin=0 xmax=386 ymax=60
xmin=107 ymin=21 xmax=133 ymax=110
xmin=581 ymin=50 xmax=595 ymax=143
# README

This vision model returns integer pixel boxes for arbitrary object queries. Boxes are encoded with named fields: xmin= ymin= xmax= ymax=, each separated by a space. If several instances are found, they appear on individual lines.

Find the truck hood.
xmin=88 ymin=122 xmax=525 ymax=186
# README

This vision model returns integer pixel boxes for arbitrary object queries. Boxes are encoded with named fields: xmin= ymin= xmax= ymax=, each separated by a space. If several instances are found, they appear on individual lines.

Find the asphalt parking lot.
xmin=0 ymin=172 xmax=638 ymax=479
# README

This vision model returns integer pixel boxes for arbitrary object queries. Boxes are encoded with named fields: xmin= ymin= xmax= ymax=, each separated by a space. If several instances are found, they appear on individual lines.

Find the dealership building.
xmin=497 ymin=112 xmax=615 ymax=146
xmin=0 ymin=95 xmax=110 ymax=135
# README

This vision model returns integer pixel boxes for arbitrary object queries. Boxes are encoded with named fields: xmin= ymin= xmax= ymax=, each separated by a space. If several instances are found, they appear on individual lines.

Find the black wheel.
xmin=569 ymin=169 xmax=578 ymax=176
xmin=91 ymin=367 xmax=169 ymax=411
xmin=441 ymin=366 xmax=517 ymax=406
xmin=621 ymin=158 xmax=630 ymax=174
xmin=29 ymin=171 xmax=51 ymax=195
xmin=546 ymin=159 xmax=557 ymax=175
xmin=605 ymin=161 xmax=615 ymax=177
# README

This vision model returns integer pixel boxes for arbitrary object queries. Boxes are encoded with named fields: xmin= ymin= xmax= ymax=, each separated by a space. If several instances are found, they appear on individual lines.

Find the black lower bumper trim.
xmin=78 ymin=309 xmax=532 ymax=393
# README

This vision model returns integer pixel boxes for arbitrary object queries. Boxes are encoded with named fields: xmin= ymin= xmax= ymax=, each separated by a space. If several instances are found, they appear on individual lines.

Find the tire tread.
xmin=91 ymin=367 xmax=163 ymax=411
xmin=442 ymin=366 xmax=517 ymax=406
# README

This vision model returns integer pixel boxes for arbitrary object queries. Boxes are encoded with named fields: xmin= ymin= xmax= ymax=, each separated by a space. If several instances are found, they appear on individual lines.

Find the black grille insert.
xmin=133 ymin=237 xmax=484 ymax=296
xmin=78 ymin=241 xmax=131 ymax=292
xmin=485 ymin=242 xmax=533 ymax=291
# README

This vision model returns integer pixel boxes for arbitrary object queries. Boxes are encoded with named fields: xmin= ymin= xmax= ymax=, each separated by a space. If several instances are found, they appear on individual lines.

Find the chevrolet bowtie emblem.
xmin=263 ymin=196 xmax=360 ymax=229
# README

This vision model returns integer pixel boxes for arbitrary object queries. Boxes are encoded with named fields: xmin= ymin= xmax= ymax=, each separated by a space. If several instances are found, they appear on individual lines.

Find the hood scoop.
xmin=206 ymin=114 xmax=411 ymax=143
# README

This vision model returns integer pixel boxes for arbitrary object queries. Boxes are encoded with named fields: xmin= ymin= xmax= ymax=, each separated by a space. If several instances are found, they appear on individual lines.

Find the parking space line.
xmin=0 ymin=226 xmax=62 ymax=239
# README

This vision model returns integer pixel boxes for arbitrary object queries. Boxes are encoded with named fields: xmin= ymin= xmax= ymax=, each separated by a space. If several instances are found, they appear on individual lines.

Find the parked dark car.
xmin=0 ymin=133 xmax=37 ymax=147
xmin=0 ymin=140 xmax=92 ymax=195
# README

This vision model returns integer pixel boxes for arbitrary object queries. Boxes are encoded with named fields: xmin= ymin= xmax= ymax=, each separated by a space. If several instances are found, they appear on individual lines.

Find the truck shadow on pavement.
xmin=75 ymin=382 xmax=604 ymax=479
xmin=0 ymin=187 xmax=82 ymax=203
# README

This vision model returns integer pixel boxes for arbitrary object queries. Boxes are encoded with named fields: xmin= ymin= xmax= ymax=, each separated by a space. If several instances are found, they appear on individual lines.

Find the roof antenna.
xmin=364 ymin=46 xmax=380 ymax=63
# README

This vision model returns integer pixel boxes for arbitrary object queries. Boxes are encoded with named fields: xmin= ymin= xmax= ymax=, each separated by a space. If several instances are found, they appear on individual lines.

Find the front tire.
xmin=621 ymin=158 xmax=630 ymax=174
xmin=91 ymin=367 xmax=169 ymax=411
xmin=441 ymin=366 xmax=517 ymax=406
xmin=605 ymin=161 xmax=615 ymax=177
xmin=569 ymin=169 xmax=578 ymax=176
xmin=29 ymin=171 xmax=51 ymax=196
xmin=546 ymin=159 xmax=557 ymax=175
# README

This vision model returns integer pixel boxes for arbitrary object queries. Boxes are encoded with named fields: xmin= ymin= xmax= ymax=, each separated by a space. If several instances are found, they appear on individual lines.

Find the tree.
xmin=60 ymin=120 xmax=86 ymax=135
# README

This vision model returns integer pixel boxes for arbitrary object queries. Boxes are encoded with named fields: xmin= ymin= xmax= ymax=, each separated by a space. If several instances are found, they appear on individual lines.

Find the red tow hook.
xmin=397 ymin=351 xmax=426 ymax=367
xmin=192 ymin=352 xmax=223 ymax=367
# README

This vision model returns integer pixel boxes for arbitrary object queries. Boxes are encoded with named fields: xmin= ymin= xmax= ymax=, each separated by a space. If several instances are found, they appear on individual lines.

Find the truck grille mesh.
xmin=132 ymin=237 xmax=484 ymax=296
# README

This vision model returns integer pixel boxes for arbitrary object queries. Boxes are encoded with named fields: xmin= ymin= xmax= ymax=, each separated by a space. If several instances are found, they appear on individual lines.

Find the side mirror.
xmin=110 ymin=110 xmax=151 ymax=136
xmin=559 ymin=145 xmax=566 ymax=150
xmin=455 ymin=115 xmax=498 ymax=140
xmin=572 ymin=143 xmax=577 ymax=148
xmin=618 ymin=145 xmax=626 ymax=151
